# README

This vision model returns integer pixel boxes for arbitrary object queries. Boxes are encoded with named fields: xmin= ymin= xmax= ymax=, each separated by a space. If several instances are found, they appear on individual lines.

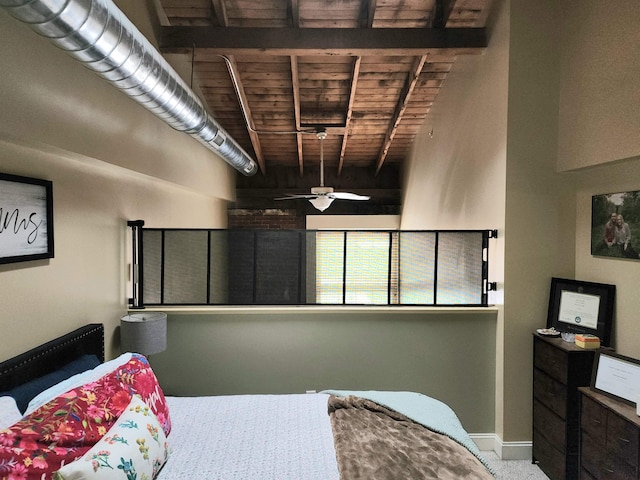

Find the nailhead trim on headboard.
xmin=0 ymin=324 xmax=104 ymax=391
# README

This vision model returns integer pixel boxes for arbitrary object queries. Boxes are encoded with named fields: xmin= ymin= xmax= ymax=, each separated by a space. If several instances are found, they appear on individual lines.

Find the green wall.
xmin=149 ymin=309 xmax=497 ymax=433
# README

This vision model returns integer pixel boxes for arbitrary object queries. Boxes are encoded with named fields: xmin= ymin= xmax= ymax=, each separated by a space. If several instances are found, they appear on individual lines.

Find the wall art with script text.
xmin=0 ymin=173 xmax=54 ymax=264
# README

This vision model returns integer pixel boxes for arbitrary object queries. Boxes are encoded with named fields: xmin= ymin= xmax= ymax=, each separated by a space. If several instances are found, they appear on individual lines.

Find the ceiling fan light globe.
xmin=309 ymin=196 xmax=334 ymax=212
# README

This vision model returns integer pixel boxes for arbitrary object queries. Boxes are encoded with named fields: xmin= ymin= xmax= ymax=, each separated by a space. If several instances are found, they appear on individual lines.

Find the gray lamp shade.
xmin=120 ymin=312 xmax=167 ymax=356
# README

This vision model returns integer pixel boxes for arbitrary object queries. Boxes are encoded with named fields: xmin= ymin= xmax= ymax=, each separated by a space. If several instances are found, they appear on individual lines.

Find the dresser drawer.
xmin=607 ymin=412 xmax=639 ymax=466
xmin=535 ymin=338 xmax=568 ymax=383
xmin=534 ymin=428 xmax=565 ymax=480
xmin=580 ymin=468 xmax=597 ymax=480
xmin=534 ymin=399 xmax=567 ymax=453
xmin=581 ymin=394 xmax=607 ymax=441
xmin=582 ymin=423 xmax=639 ymax=480
xmin=534 ymin=368 xmax=568 ymax=419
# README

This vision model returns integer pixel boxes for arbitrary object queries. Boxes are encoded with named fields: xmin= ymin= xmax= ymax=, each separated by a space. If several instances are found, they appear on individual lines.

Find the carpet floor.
xmin=483 ymin=452 xmax=550 ymax=479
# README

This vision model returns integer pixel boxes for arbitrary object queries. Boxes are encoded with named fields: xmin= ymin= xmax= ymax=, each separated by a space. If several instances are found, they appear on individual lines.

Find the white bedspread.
xmin=158 ymin=393 xmax=340 ymax=480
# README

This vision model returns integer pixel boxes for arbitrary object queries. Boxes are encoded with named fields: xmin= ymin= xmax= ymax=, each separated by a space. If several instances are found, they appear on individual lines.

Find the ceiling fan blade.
xmin=330 ymin=192 xmax=371 ymax=200
xmin=275 ymin=194 xmax=318 ymax=200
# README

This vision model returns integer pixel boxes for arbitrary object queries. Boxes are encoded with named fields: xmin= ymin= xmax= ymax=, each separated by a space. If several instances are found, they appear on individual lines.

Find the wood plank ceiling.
xmin=155 ymin=0 xmax=493 ymax=213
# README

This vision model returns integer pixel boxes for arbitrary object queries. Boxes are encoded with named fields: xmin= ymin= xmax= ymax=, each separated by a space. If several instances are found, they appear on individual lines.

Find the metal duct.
xmin=0 ymin=0 xmax=258 ymax=176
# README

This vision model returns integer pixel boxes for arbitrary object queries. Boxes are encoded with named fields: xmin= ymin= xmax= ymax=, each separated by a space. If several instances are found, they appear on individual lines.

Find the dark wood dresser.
xmin=579 ymin=387 xmax=639 ymax=480
xmin=533 ymin=333 xmax=597 ymax=480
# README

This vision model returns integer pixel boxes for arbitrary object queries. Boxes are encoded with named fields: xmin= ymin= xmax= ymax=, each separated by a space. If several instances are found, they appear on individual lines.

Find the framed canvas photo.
xmin=591 ymin=351 xmax=640 ymax=405
xmin=592 ymin=190 xmax=640 ymax=260
xmin=0 ymin=173 xmax=54 ymax=264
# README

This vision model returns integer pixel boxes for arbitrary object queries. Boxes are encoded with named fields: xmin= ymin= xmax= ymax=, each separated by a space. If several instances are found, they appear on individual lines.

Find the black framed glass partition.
xmin=127 ymin=222 xmax=497 ymax=308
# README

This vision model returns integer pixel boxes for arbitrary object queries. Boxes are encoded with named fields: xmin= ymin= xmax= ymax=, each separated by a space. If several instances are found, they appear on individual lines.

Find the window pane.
xmin=345 ymin=232 xmax=389 ymax=305
xmin=142 ymin=230 xmax=162 ymax=304
xmin=164 ymin=230 xmax=208 ymax=304
xmin=437 ymin=232 xmax=484 ymax=304
xmin=399 ymin=232 xmax=436 ymax=304
xmin=315 ymin=231 xmax=344 ymax=304
xmin=209 ymin=231 xmax=228 ymax=303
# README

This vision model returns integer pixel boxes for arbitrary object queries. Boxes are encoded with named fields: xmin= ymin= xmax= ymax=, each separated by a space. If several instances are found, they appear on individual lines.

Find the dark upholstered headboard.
xmin=0 ymin=324 xmax=104 ymax=392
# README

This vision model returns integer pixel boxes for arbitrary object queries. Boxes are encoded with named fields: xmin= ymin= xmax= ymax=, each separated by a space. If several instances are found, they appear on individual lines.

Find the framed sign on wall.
xmin=0 ymin=173 xmax=54 ymax=264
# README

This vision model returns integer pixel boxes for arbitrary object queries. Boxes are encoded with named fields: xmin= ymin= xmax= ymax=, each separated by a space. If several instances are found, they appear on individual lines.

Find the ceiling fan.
xmin=275 ymin=130 xmax=371 ymax=212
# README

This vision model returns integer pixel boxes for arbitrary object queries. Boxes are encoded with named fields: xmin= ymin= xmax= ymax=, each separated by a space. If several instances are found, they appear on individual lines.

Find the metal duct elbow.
xmin=0 ymin=0 xmax=258 ymax=176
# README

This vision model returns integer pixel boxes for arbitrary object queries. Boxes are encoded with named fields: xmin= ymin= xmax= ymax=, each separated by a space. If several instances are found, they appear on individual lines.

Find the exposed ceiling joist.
xmin=339 ymin=56 xmax=362 ymax=175
xmin=222 ymin=55 xmax=266 ymax=174
xmin=376 ymin=54 xmax=429 ymax=174
xmin=160 ymin=27 xmax=487 ymax=56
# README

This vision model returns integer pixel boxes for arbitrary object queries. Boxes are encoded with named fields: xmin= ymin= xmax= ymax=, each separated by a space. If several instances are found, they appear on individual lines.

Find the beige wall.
xmin=402 ymin=0 xmax=510 ymax=442
xmin=556 ymin=1 xmax=640 ymax=171
xmin=0 ymin=2 xmax=234 ymax=360
xmin=503 ymin=0 xmax=577 ymax=445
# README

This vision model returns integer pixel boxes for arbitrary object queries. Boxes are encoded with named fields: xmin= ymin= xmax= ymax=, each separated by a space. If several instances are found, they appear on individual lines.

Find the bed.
xmin=0 ymin=324 xmax=495 ymax=480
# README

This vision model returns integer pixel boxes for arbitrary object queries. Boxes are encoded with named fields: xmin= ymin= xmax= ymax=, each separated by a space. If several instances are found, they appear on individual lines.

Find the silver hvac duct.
xmin=0 ymin=0 xmax=258 ymax=176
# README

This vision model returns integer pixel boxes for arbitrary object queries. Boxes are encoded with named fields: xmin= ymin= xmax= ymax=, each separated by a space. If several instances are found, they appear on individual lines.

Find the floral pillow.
xmin=103 ymin=354 xmax=171 ymax=436
xmin=53 ymin=395 xmax=170 ymax=480
xmin=0 ymin=354 xmax=171 ymax=479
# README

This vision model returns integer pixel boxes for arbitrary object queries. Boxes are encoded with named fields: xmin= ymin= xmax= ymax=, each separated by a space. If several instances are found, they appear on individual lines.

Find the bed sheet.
xmin=159 ymin=393 xmax=340 ymax=480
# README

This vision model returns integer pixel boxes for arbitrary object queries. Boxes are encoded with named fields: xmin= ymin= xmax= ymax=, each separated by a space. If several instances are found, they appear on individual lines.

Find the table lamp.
xmin=120 ymin=312 xmax=167 ymax=356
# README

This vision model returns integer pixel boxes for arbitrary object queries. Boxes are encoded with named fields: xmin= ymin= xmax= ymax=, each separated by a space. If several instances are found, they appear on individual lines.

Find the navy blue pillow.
xmin=0 ymin=354 xmax=101 ymax=414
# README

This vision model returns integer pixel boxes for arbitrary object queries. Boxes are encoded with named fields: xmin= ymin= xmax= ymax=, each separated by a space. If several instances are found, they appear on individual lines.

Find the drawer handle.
xmin=591 ymin=419 xmax=602 ymax=425
xmin=606 ymin=468 xmax=615 ymax=474
xmin=618 ymin=437 xmax=630 ymax=444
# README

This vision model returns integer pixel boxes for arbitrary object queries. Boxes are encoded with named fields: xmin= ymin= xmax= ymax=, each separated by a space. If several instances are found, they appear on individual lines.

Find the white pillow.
xmin=53 ymin=395 xmax=170 ymax=480
xmin=0 ymin=396 xmax=22 ymax=430
xmin=25 ymin=353 xmax=133 ymax=415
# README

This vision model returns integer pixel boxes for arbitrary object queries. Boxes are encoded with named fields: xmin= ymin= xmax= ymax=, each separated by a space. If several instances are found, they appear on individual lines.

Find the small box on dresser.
xmin=533 ymin=333 xmax=598 ymax=480
xmin=579 ymin=387 xmax=640 ymax=480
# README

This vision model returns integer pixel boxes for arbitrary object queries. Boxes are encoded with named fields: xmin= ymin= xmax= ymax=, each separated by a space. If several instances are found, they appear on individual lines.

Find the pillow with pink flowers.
xmin=0 ymin=354 xmax=170 ymax=479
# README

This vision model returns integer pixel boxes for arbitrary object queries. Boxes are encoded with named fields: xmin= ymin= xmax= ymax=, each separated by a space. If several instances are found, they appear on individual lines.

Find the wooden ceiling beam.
xmin=432 ymin=0 xmax=457 ymax=28
xmin=289 ymin=0 xmax=300 ymax=28
xmin=223 ymin=55 xmax=267 ymax=175
xmin=210 ymin=0 xmax=228 ymax=27
xmin=360 ymin=0 xmax=377 ymax=28
xmin=338 ymin=56 xmax=361 ymax=175
xmin=375 ymin=55 xmax=428 ymax=175
xmin=160 ymin=27 xmax=487 ymax=55
xmin=290 ymin=55 xmax=304 ymax=177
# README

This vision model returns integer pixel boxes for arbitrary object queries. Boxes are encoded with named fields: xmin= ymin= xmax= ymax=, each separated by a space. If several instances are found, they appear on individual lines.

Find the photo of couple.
xmin=592 ymin=190 xmax=640 ymax=260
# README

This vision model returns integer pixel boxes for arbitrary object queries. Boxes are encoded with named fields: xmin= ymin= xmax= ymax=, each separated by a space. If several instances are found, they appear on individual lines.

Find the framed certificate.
xmin=591 ymin=351 xmax=640 ymax=405
xmin=546 ymin=277 xmax=615 ymax=346
xmin=0 ymin=173 xmax=54 ymax=264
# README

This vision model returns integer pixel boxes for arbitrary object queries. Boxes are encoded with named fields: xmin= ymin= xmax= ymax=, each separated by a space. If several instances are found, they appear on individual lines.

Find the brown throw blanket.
xmin=328 ymin=395 xmax=494 ymax=480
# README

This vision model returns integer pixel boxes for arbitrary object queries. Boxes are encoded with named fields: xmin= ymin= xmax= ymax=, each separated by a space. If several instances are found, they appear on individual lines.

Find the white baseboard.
xmin=470 ymin=434 xmax=532 ymax=460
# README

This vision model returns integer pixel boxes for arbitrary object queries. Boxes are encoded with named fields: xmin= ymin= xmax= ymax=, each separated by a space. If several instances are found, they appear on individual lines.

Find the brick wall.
xmin=227 ymin=208 xmax=305 ymax=229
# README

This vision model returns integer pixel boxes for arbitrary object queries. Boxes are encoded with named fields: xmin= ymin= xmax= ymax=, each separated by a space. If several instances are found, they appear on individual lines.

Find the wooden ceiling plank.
xmin=224 ymin=54 xmax=267 ymax=174
xmin=160 ymin=26 xmax=487 ymax=55
xmin=338 ymin=56 xmax=362 ymax=174
xmin=375 ymin=54 xmax=428 ymax=174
